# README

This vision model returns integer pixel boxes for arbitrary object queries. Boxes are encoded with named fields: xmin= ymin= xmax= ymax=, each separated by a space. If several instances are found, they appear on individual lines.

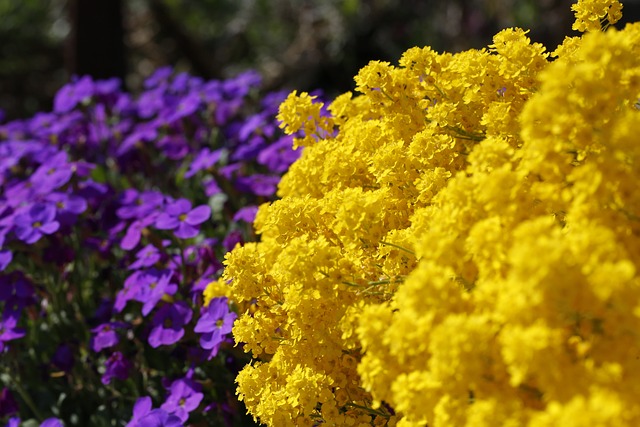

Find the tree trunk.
xmin=68 ymin=0 xmax=126 ymax=82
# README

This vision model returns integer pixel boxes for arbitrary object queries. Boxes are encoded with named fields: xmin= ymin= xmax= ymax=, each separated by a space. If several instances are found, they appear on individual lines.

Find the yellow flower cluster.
xmin=571 ymin=0 xmax=623 ymax=32
xmin=207 ymin=0 xmax=640 ymax=425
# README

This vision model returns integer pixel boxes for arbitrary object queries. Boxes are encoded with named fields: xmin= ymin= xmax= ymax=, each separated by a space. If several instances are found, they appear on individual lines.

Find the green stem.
xmin=69 ymin=232 xmax=86 ymax=310
xmin=341 ymin=281 xmax=361 ymax=288
xmin=344 ymin=402 xmax=389 ymax=418
xmin=444 ymin=125 xmax=485 ymax=141
xmin=379 ymin=240 xmax=415 ymax=256
xmin=10 ymin=373 xmax=45 ymax=421
xmin=367 ymin=277 xmax=404 ymax=286
xmin=379 ymin=88 xmax=396 ymax=103
xmin=172 ymin=236 xmax=189 ymax=289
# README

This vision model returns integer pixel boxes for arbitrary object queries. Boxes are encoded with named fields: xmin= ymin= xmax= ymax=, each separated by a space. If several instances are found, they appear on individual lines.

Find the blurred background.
xmin=2 ymin=0 xmax=640 ymax=121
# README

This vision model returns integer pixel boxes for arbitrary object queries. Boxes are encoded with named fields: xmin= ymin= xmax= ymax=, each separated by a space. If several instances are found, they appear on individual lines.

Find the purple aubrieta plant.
xmin=126 ymin=396 xmax=185 ymax=427
xmin=154 ymin=199 xmax=211 ymax=239
xmin=148 ymin=302 xmax=193 ymax=348
xmin=0 ymin=388 xmax=19 ymax=419
xmin=0 ymin=316 xmax=25 ymax=353
xmin=160 ymin=374 xmax=204 ymax=422
xmin=0 ymin=68 xmax=309 ymax=425
xmin=12 ymin=203 xmax=60 ymax=244
xmin=117 ymin=268 xmax=178 ymax=316
xmin=101 ymin=351 xmax=133 ymax=385
xmin=194 ymin=298 xmax=237 ymax=359
xmin=90 ymin=321 xmax=128 ymax=352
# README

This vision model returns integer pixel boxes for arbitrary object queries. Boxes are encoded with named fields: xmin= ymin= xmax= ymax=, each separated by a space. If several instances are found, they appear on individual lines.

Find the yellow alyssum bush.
xmin=206 ymin=0 xmax=640 ymax=425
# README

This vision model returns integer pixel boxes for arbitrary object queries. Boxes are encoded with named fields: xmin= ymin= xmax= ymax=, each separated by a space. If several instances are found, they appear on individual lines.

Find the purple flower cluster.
xmin=0 ymin=69 xmax=304 ymax=426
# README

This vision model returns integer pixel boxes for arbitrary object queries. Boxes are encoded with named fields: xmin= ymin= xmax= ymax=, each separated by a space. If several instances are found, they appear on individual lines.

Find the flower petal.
xmin=184 ymin=205 xmax=211 ymax=226
xmin=174 ymin=222 xmax=198 ymax=239
xmin=39 ymin=221 xmax=60 ymax=234
xmin=155 ymin=213 xmax=179 ymax=230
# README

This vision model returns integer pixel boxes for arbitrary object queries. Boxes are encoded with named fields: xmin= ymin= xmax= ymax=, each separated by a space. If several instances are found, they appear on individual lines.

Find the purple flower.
xmin=0 ymin=250 xmax=11 ymax=272
xmin=120 ymin=217 xmax=153 ymax=251
xmin=196 ymin=240 xmax=220 ymax=269
xmin=257 ymin=135 xmax=301 ymax=173
xmin=0 ymin=153 xmax=19 ymax=183
xmin=222 ymin=230 xmax=244 ymax=252
xmin=54 ymin=75 xmax=94 ymax=113
xmin=89 ymin=298 xmax=114 ymax=325
xmin=13 ymin=203 xmax=60 ymax=244
xmin=202 ymin=178 xmax=222 ymax=197
xmin=5 ymin=417 xmax=20 ymax=427
xmin=95 ymin=77 xmax=121 ymax=96
xmin=190 ymin=275 xmax=214 ymax=294
xmin=0 ymin=314 xmax=25 ymax=352
xmin=44 ymin=192 xmax=87 ymax=226
xmin=164 ymin=92 xmax=201 ymax=123
xmin=170 ymin=71 xmax=201 ymax=93
xmin=4 ymin=181 xmax=37 ymax=209
xmin=87 ymin=103 xmax=111 ymax=145
xmin=137 ymin=89 xmax=165 ymax=118
xmin=233 ymin=205 xmax=259 ymax=223
xmin=114 ymin=273 xmax=140 ymax=313
xmin=0 ymin=273 xmax=35 ymax=308
xmin=44 ymin=112 xmax=84 ymax=144
xmin=148 ymin=302 xmax=192 ymax=348
xmin=101 ymin=351 xmax=132 ymax=385
xmin=135 ymin=268 xmax=178 ymax=316
xmin=219 ymin=163 xmax=241 ymax=180
xmin=137 ymin=410 xmax=183 ymax=427
xmin=0 ymin=226 xmax=10 ymax=249
xmin=144 ymin=66 xmax=173 ymax=89
xmin=160 ymin=376 xmax=203 ymax=422
xmin=238 ymin=113 xmax=270 ymax=142
xmin=154 ymin=199 xmax=210 ymax=239
xmin=126 ymin=396 xmax=153 ymax=427
xmin=30 ymin=151 xmax=74 ymax=193
xmin=231 ymin=135 xmax=265 ymax=162
xmin=194 ymin=298 xmax=236 ymax=357
xmin=116 ymin=190 xmax=164 ymax=220
xmin=117 ymin=124 xmax=159 ymax=156
xmin=0 ymin=387 xmax=18 ymax=417
xmin=201 ymin=77 xmax=221 ymax=98
xmin=261 ymin=89 xmax=289 ymax=112
xmin=222 ymin=70 xmax=261 ymax=98
xmin=91 ymin=322 xmax=127 ymax=352
xmin=76 ymin=179 xmax=108 ymax=202
xmin=40 ymin=418 xmax=64 ymax=427
xmin=27 ymin=112 xmax=53 ymax=136
xmin=156 ymin=135 xmax=189 ymax=161
xmin=115 ymin=268 xmax=177 ymax=314
xmin=71 ymin=160 xmax=95 ymax=177
xmin=129 ymin=244 xmax=162 ymax=270
xmin=235 ymin=174 xmax=280 ymax=197
xmin=184 ymin=148 xmax=222 ymax=178
xmin=51 ymin=343 xmax=75 ymax=373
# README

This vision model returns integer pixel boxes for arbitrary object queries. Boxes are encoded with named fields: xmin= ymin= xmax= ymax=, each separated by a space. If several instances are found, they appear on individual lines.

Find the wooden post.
xmin=67 ymin=0 xmax=126 ymax=81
